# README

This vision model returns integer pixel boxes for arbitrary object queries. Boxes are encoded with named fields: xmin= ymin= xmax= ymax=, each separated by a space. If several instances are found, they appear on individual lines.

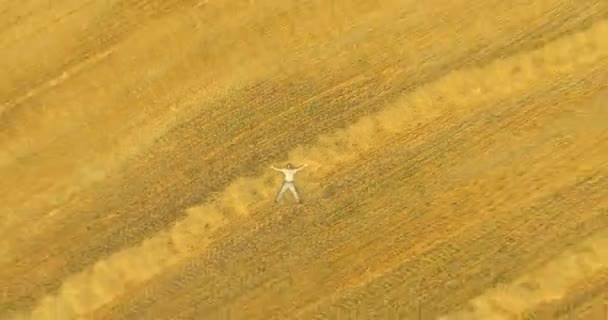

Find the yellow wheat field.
xmin=1 ymin=1 xmax=607 ymax=319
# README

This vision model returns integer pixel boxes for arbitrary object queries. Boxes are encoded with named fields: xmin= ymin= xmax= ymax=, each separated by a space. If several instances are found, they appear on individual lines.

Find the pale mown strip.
xmin=19 ymin=18 xmax=608 ymax=320
xmin=438 ymin=230 xmax=608 ymax=320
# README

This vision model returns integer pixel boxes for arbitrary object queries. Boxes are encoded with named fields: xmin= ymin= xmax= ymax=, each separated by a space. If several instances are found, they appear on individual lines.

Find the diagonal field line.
xmin=438 ymin=229 xmax=608 ymax=320
xmin=17 ymin=19 xmax=608 ymax=320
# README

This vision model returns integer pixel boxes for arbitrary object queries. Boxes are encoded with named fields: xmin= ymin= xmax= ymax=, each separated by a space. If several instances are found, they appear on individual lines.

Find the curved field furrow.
xmin=3 ymin=0 xmax=604 ymax=315
xmin=13 ymin=18 xmax=608 ymax=319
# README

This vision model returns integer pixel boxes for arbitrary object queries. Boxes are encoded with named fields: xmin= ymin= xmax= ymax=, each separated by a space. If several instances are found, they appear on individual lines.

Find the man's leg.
xmin=275 ymin=183 xmax=289 ymax=203
xmin=288 ymin=183 xmax=301 ymax=203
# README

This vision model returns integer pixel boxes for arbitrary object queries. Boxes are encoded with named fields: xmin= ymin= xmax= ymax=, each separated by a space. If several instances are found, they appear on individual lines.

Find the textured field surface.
xmin=1 ymin=1 xmax=608 ymax=319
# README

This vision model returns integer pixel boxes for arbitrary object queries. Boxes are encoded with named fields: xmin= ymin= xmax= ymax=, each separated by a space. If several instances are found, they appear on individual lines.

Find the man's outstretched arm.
xmin=270 ymin=165 xmax=282 ymax=171
xmin=296 ymin=164 xmax=308 ymax=171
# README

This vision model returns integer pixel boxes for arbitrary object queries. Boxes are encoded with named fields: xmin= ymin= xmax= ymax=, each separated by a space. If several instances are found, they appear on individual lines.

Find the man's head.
xmin=286 ymin=163 xmax=294 ymax=169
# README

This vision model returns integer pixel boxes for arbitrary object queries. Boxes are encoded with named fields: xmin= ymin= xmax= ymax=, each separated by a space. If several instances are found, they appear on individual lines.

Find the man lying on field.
xmin=271 ymin=163 xmax=307 ymax=203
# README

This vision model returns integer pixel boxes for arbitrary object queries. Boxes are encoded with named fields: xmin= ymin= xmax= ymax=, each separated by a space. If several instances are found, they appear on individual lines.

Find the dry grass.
xmin=440 ymin=231 xmax=608 ymax=319
xmin=1 ymin=1 xmax=607 ymax=319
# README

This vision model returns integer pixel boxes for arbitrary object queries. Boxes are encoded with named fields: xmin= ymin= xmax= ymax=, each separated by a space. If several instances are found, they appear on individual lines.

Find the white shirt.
xmin=280 ymin=169 xmax=299 ymax=182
